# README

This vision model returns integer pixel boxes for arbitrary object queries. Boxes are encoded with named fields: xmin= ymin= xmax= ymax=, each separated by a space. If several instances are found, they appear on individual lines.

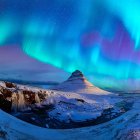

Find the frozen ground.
xmin=0 ymin=93 xmax=139 ymax=140
xmin=48 ymin=91 xmax=122 ymax=121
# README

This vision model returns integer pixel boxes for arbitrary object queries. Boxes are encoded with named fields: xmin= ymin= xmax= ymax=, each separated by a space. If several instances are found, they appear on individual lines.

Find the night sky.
xmin=0 ymin=0 xmax=140 ymax=90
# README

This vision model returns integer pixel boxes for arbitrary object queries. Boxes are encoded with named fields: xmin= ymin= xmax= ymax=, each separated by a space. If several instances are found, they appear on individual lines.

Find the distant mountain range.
xmin=0 ymin=78 xmax=59 ymax=86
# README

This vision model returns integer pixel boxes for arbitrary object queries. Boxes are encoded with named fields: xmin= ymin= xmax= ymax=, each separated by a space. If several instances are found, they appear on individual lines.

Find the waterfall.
xmin=11 ymin=93 xmax=18 ymax=112
xmin=17 ymin=91 xmax=26 ymax=111
xmin=35 ymin=93 xmax=40 ymax=104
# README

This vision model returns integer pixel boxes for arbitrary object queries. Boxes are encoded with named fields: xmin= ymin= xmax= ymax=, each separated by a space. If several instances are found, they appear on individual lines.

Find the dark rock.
xmin=0 ymin=94 xmax=12 ymax=112
xmin=76 ymin=98 xmax=85 ymax=103
xmin=0 ymin=88 xmax=12 ymax=98
xmin=4 ymin=82 xmax=16 ymax=88
xmin=23 ymin=90 xmax=36 ymax=104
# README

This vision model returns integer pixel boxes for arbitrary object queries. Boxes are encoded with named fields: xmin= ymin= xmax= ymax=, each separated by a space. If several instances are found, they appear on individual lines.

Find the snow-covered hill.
xmin=53 ymin=70 xmax=109 ymax=94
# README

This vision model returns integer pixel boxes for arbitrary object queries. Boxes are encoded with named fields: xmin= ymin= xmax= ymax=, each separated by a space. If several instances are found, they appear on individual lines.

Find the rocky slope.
xmin=0 ymin=81 xmax=50 ymax=113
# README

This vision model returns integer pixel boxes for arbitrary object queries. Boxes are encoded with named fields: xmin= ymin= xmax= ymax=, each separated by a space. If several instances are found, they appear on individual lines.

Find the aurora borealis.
xmin=0 ymin=0 xmax=140 ymax=89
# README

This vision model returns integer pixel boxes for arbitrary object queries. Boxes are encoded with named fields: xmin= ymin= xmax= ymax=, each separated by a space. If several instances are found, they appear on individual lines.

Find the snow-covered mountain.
xmin=0 ymin=70 xmax=125 ymax=129
xmin=0 ymin=70 xmax=137 ymax=140
xmin=0 ymin=70 xmax=110 ymax=115
xmin=53 ymin=70 xmax=109 ymax=94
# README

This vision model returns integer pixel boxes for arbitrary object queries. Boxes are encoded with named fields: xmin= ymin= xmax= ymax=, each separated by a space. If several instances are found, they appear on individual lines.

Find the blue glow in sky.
xmin=0 ymin=0 xmax=140 ymax=90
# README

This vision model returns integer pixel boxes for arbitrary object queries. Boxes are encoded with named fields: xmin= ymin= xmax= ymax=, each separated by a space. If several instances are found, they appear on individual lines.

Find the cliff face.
xmin=0 ymin=81 xmax=48 ymax=112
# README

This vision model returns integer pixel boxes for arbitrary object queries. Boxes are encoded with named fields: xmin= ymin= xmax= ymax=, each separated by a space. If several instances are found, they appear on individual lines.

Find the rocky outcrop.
xmin=4 ymin=82 xmax=17 ymax=88
xmin=0 ymin=82 xmax=48 ymax=113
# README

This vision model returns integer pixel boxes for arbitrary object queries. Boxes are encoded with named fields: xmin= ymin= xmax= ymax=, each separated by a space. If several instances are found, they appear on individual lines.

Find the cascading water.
xmin=17 ymin=91 xmax=26 ymax=111
xmin=12 ymin=92 xmax=26 ymax=112
xmin=35 ymin=93 xmax=40 ymax=104
xmin=11 ymin=92 xmax=18 ymax=112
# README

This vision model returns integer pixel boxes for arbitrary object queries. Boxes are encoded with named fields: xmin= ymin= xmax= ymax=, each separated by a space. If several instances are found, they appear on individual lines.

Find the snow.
xmin=53 ymin=70 xmax=110 ymax=94
xmin=0 ymin=70 xmax=140 ymax=139
xmin=0 ymin=94 xmax=139 ymax=140
xmin=45 ymin=90 xmax=120 ymax=122
xmin=0 ymin=80 xmax=126 ymax=140
xmin=0 ymin=71 xmax=120 ymax=123
xmin=0 ymin=81 xmax=6 ymax=88
xmin=0 ymin=70 xmax=115 ymax=116
xmin=0 ymin=109 xmax=65 ymax=140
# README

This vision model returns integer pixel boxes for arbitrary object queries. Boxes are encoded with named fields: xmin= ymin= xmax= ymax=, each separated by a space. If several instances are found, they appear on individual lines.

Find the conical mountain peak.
xmin=67 ymin=70 xmax=85 ymax=81
xmin=53 ymin=70 xmax=109 ymax=94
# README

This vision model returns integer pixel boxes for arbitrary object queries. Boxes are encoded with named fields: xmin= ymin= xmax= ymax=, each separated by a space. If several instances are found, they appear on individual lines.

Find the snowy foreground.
xmin=0 ymin=93 xmax=140 ymax=140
